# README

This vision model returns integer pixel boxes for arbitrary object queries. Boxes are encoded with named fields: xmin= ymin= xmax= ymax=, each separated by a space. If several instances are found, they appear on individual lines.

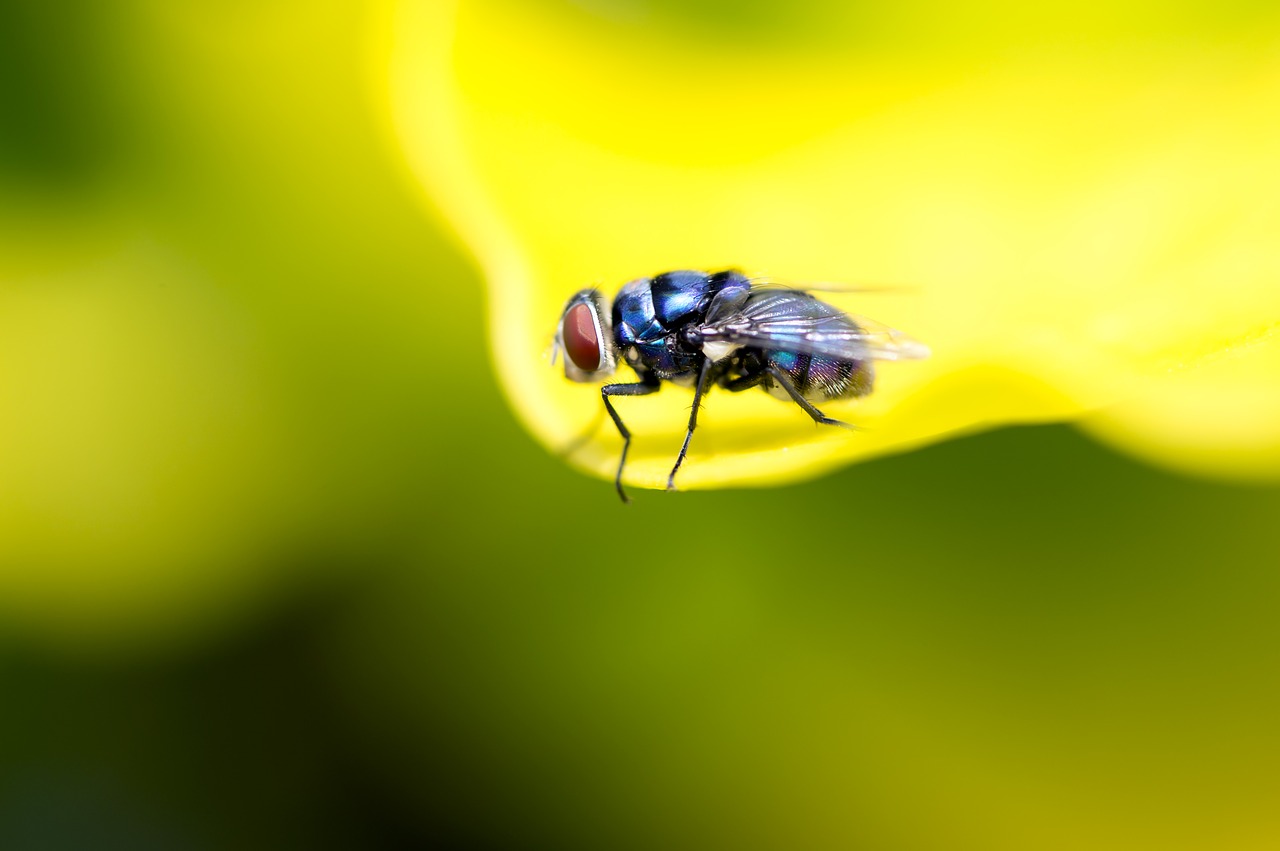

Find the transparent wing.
xmin=745 ymin=278 xmax=920 ymax=296
xmin=696 ymin=289 xmax=930 ymax=362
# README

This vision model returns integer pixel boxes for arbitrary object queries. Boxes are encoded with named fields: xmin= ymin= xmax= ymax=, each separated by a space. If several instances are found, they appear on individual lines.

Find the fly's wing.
xmin=696 ymin=289 xmax=930 ymax=362
xmin=744 ymin=278 xmax=920 ymax=296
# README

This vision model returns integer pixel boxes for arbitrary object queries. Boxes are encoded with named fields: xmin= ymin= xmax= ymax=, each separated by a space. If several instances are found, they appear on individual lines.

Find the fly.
xmin=553 ymin=269 xmax=929 ymax=502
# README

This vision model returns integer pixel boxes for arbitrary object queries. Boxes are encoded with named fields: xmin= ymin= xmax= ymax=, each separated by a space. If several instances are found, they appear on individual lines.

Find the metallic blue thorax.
xmin=612 ymin=270 xmax=750 ymax=379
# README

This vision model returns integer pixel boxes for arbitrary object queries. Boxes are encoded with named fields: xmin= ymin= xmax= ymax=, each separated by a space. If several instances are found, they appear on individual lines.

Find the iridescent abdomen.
xmin=762 ymin=347 xmax=873 ymax=402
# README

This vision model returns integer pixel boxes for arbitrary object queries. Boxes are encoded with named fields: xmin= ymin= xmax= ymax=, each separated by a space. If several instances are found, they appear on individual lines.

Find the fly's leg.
xmin=720 ymin=371 xmax=765 ymax=392
xmin=766 ymin=363 xmax=856 ymax=430
xmin=667 ymin=356 xmax=712 ymax=492
xmin=602 ymin=376 xmax=661 ymax=503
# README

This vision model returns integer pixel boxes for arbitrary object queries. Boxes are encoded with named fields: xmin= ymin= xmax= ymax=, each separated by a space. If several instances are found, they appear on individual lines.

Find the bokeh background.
xmin=3 ymin=1 xmax=1280 ymax=849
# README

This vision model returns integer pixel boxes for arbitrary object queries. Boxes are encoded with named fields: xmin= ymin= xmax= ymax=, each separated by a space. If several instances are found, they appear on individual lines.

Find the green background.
xmin=2 ymin=1 xmax=1279 ymax=848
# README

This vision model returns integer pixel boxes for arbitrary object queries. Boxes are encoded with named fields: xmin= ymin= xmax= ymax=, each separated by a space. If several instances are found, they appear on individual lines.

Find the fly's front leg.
xmin=766 ymin=363 xmax=855 ymax=430
xmin=602 ymin=375 xmax=661 ymax=503
xmin=667 ymin=356 xmax=712 ymax=492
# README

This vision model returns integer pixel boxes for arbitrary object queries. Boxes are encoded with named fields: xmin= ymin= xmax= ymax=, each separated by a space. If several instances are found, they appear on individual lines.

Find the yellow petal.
xmin=380 ymin=0 xmax=1280 ymax=489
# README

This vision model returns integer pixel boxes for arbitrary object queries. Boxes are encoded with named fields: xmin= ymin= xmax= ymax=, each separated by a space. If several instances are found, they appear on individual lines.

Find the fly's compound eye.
xmin=563 ymin=301 xmax=601 ymax=371
xmin=556 ymin=289 xmax=616 ymax=383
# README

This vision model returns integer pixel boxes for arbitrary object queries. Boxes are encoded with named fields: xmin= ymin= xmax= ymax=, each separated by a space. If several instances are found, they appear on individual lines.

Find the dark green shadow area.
xmin=0 ymin=1 xmax=122 ymax=192
xmin=5 ymin=418 xmax=1279 ymax=849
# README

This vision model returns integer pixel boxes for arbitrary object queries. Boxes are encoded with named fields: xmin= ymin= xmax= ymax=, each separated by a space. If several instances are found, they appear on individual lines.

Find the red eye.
xmin=563 ymin=301 xmax=601 ymax=371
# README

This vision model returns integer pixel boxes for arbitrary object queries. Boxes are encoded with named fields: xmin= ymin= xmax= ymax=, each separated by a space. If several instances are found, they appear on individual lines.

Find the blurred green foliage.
xmin=2 ymin=1 xmax=1280 ymax=849
xmin=554 ymin=0 xmax=1280 ymax=47
xmin=0 ymin=2 xmax=117 ymax=190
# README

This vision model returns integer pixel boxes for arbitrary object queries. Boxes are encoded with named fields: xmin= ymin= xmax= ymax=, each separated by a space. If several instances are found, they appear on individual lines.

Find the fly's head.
xmin=554 ymin=289 xmax=618 ymax=383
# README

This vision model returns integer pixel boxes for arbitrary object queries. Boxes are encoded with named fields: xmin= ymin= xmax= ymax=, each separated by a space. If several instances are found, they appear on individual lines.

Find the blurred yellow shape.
xmin=381 ymin=0 xmax=1280 ymax=489
xmin=0 ymin=238 xmax=305 ymax=647
xmin=1 ymin=0 xmax=462 ymax=649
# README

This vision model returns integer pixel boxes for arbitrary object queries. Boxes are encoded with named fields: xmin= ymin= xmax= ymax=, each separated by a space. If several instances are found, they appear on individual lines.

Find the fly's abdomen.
xmin=764 ymin=350 xmax=873 ymax=401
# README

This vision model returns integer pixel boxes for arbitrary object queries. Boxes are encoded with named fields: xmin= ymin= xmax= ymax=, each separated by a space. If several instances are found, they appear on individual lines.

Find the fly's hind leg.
xmin=602 ymin=376 xmax=660 ymax=503
xmin=667 ymin=356 xmax=712 ymax=492
xmin=720 ymin=370 xmax=765 ymax=393
xmin=766 ymin=363 xmax=856 ymax=430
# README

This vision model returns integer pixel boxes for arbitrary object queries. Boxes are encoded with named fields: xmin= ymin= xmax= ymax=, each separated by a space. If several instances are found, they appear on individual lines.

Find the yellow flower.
xmin=380 ymin=0 xmax=1280 ymax=490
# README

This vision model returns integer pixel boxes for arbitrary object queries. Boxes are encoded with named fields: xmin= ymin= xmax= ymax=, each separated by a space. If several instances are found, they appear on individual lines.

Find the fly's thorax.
xmin=632 ymin=335 xmax=702 ymax=380
xmin=612 ymin=278 xmax=661 ymax=347
xmin=612 ymin=271 xmax=745 ymax=381
xmin=645 ymin=269 xmax=752 ymax=330
xmin=647 ymin=270 xmax=719 ymax=327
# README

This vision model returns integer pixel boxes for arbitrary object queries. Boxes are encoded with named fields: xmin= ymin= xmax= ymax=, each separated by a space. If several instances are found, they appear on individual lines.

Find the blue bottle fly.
xmin=554 ymin=269 xmax=928 ymax=502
